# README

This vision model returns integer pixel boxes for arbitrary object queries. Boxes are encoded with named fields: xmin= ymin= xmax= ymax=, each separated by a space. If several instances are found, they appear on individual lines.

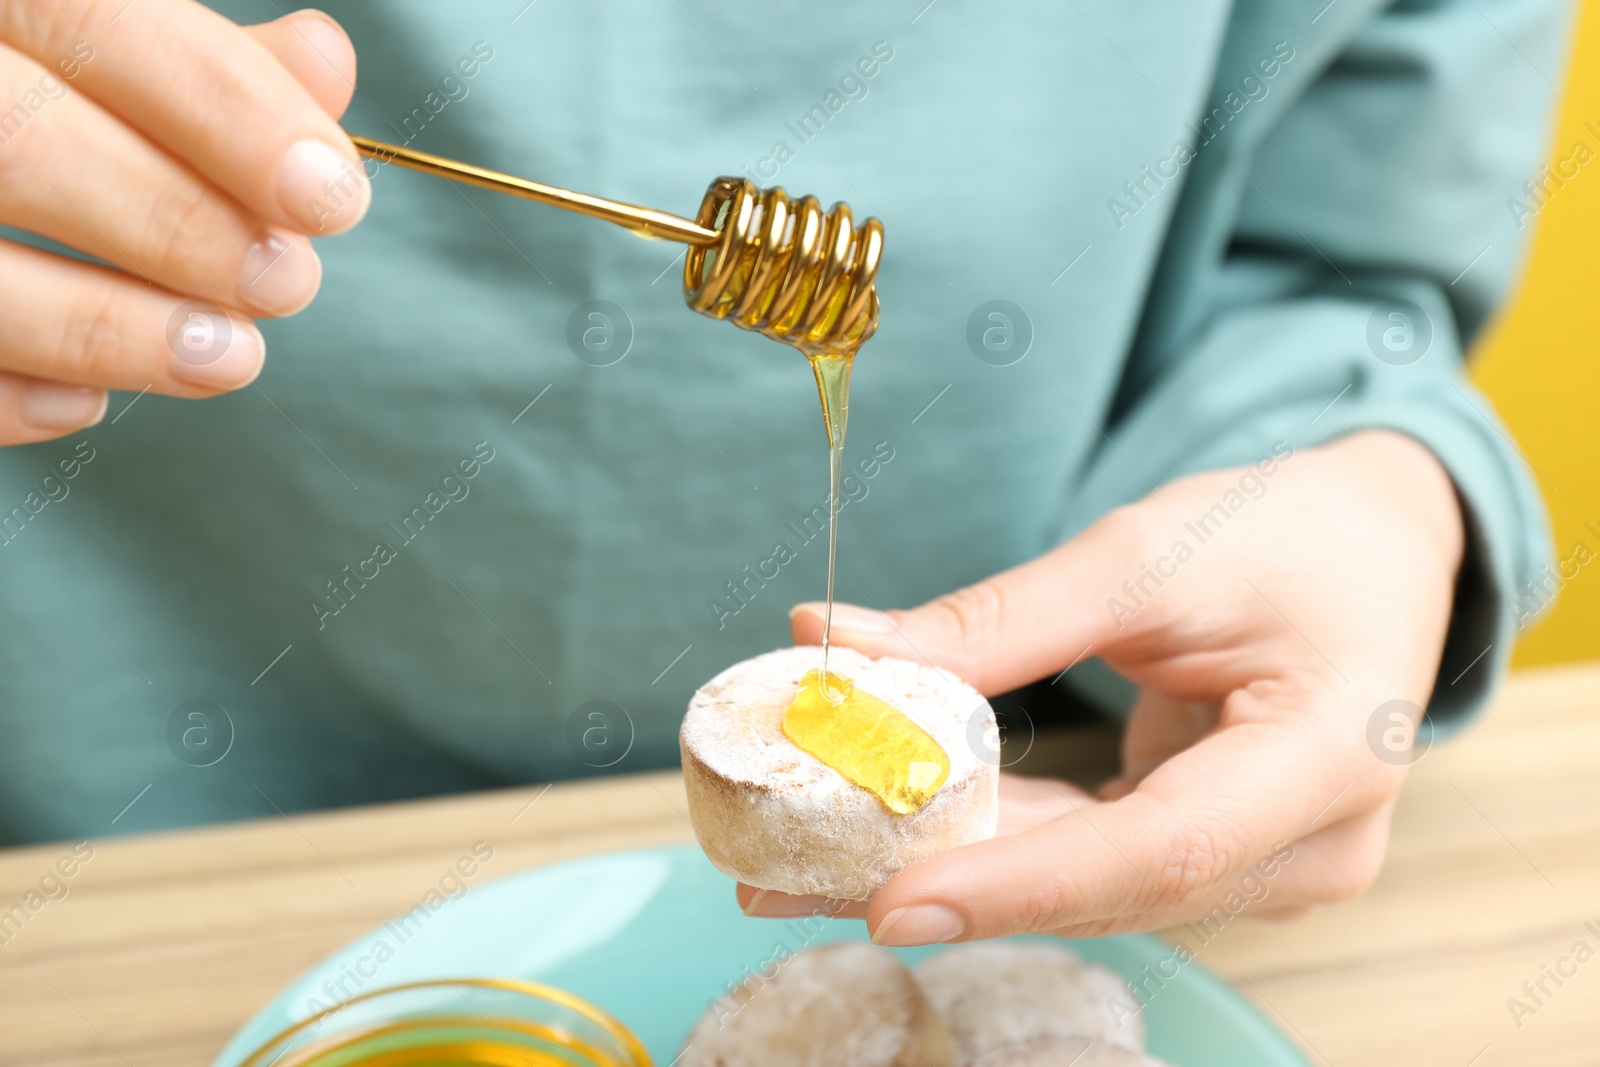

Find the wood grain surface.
xmin=1 ymin=663 xmax=1596 ymax=1067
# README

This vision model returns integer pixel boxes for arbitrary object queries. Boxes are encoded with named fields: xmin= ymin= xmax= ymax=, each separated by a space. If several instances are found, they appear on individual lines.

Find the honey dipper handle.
xmin=349 ymin=134 xmax=721 ymax=246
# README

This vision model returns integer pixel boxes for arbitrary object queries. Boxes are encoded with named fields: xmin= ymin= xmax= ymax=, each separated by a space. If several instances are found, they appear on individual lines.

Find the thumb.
xmin=245 ymin=11 xmax=358 ymax=121
xmin=788 ymin=523 xmax=1135 ymax=697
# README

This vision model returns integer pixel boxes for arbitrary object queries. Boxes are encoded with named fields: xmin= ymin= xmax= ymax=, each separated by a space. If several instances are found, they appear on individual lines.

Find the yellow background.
xmin=1472 ymin=0 xmax=1599 ymax=666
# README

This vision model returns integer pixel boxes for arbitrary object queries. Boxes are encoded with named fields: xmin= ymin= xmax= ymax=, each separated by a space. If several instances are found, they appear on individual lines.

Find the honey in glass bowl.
xmin=236 ymin=978 xmax=651 ymax=1067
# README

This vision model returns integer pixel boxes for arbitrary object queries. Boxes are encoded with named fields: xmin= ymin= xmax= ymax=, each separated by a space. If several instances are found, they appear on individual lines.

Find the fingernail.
xmin=237 ymin=231 xmax=322 ymax=316
xmin=791 ymin=602 xmax=895 ymax=633
xmin=277 ymin=137 xmax=371 ymax=233
xmin=287 ymin=11 xmax=353 ymax=75
xmin=168 ymin=313 xmax=265 ymax=390
xmin=745 ymin=892 xmax=836 ymax=919
xmin=870 ymin=905 xmax=964 ymax=947
xmin=20 ymin=383 xmax=107 ymax=430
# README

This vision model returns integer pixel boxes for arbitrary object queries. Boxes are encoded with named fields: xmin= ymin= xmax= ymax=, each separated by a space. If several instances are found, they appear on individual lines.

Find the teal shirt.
xmin=0 ymin=0 xmax=1568 ymax=844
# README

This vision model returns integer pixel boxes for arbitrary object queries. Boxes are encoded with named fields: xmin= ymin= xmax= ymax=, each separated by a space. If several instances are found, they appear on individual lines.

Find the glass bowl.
xmin=235 ymin=977 xmax=652 ymax=1067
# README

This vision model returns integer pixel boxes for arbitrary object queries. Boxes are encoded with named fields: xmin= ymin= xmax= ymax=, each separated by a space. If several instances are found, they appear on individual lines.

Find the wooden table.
xmin=3 ymin=663 xmax=1597 ymax=1067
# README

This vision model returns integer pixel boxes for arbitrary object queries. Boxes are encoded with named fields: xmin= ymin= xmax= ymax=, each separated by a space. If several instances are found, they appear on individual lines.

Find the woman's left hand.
xmin=738 ymin=430 xmax=1464 ymax=943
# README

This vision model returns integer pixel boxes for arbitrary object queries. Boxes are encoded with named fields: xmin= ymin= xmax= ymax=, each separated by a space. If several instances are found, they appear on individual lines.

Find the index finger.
xmin=4 ymin=0 xmax=369 ymax=233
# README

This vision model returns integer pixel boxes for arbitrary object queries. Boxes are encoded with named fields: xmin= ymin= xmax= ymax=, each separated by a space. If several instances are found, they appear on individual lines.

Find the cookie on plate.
xmin=680 ymin=942 xmax=953 ymax=1067
xmin=913 ymin=942 xmax=1143 ymax=1064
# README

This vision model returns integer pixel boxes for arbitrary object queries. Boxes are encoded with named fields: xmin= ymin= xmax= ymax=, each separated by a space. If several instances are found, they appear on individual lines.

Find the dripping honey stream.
xmin=787 ymin=350 xmax=951 ymax=816
xmin=810 ymin=352 xmax=852 ymax=688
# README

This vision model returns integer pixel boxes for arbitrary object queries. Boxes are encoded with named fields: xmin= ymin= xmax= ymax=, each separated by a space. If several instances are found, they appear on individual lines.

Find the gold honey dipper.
xmin=350 ymin=133 xmax=883 ymax=694
xmin=349 ymin=135 xmax=884 ymax=357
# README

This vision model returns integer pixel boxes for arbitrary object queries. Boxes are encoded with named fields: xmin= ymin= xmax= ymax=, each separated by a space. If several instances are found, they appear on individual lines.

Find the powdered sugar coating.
xmin=681 ymin=646 xmax=999 ymax=899
xmin=680 ymin=942 xmax=953 ymax=1067
xmin=914 ymin=943 xmax=1144 ymax=1063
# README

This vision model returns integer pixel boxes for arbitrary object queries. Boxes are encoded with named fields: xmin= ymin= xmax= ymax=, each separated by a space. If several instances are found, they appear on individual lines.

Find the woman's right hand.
xmin=0 ymin=1 xmax=368 ymax=445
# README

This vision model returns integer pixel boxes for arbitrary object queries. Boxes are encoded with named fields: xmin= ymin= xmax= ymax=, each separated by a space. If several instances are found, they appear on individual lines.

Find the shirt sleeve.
xmin=1060 ymin=0 xmax=1573 ymax=726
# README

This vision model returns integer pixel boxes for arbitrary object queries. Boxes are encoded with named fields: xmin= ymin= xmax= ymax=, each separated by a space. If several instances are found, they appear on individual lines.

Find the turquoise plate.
xmin=213 ymin=844 xmax=1308 ymax=1066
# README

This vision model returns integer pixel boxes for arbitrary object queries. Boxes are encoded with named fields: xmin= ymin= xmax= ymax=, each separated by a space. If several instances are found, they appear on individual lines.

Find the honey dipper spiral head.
xmin=684 ymin=178 xmax=884 ymax=356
